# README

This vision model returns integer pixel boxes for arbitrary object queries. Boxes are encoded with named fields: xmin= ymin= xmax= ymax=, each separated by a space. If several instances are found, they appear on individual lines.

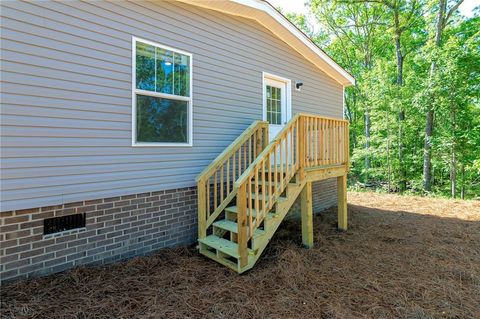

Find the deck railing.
xmin=196 ymin=121 xmax=269 ymax=239
xmin=302 ymin=114 xmax=349 ymax=167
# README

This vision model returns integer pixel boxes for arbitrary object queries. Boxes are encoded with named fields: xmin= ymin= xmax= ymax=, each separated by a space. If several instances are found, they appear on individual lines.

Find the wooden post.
xmin=300 ymin=181 xmax=313 ymax=248
xmin=197 ymin=179 xmax=207 ymax=239
xmin=237 ymin=183 xmax=248 ymax=268
xmin=337 ymin=174 xmax=347 ymax=231
xmin=262 ymin=125 xmax=269 ymax=149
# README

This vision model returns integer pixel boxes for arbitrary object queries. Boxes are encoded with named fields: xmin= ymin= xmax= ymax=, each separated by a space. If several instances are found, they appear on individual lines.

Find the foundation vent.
xmin=44 ymin=213 xmax=86 ymax=235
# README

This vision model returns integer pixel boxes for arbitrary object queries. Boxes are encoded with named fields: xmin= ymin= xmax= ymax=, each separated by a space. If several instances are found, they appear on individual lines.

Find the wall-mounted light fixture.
xmin=295 ymin=81 xmax=304 ymax=91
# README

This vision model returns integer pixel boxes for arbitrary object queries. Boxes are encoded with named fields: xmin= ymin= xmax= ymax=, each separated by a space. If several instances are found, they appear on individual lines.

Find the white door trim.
xmin=262 ymin=72 xmax=292 ymax=126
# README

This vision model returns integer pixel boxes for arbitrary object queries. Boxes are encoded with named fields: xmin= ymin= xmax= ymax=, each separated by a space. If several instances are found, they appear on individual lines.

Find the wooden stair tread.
xmin=254 ymin=180 xmax=299 ymax=187
xmin=199 ymin=235 xmax=253 ymax=259
xmin=225 ymin=205 xmax=278 ymax=218
xmin=247 ymin=193 xmax=287 ymax=201
xmin=213 ymin=219 xmax=265 ymax=237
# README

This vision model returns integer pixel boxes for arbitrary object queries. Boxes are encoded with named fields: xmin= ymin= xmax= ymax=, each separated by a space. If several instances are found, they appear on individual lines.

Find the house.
xmin=0 ymin=0 xmax=354 ymax=283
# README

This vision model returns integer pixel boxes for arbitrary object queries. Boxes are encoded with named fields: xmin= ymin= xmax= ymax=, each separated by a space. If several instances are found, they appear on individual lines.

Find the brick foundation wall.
xmin=0 ymin=179 xmax=337 ymax=284
xmin=0 ymin=187 xmax=197 ymax=285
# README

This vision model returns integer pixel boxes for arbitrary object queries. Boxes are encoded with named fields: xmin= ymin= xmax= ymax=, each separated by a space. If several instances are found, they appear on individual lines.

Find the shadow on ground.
xmin=1 ymin=192 xmax=479 ymax=319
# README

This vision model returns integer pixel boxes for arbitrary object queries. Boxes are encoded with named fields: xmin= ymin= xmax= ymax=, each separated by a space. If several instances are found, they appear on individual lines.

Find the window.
xmin=266 ymin=85 xmax=282 ymax=125
xmin=132 ymin=37 xmax=192 ymax=146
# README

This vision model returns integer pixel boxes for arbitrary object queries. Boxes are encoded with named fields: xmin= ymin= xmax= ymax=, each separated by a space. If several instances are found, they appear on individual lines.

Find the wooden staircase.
xmin=196 ymin=114 xmax=349 ymax=273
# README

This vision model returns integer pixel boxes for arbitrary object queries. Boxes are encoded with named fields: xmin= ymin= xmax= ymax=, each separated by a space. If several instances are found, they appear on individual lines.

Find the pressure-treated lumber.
xmin=196 ymin=114 xmax=350 ymax=273
xmin=337 ymin=174 xmax=348 ymax=230
xmin=301 ymin=181 xmax=313 ymax=248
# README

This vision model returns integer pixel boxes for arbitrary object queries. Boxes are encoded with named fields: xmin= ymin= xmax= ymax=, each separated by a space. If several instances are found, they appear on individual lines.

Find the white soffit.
xmin=175 ymin=0 xmax=355 ymax=86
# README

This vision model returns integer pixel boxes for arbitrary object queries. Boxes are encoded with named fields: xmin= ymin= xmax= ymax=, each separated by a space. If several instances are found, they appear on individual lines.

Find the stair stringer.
xmin=239 ymin=173 xmax=307 ymax=273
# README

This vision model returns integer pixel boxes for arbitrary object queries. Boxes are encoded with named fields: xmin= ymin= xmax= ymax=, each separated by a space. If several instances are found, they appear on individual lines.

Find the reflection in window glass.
xmin=136 ymin=95 xmax=188 ymax=143
xmin=156 ymin=48 xmax=174 ymax=94
xmin=136 ymin=42 xmax=155 ymax=91
xmin=174 ymin=53 xmax=190 ymax=97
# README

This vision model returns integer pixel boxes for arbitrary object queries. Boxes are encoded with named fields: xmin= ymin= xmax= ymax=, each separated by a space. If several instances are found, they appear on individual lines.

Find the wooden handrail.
xmin=196 ymin=120 xmax=268 ymax=239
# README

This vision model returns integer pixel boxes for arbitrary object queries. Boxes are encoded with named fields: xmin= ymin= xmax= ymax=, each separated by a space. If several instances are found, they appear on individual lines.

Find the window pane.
xmin=174 ymin=53 xmax=190 ymax=97
xmin=155 ymin=48 xmax=174 ymax=94
xmin=136 ymin=42 xmax=155 ymax=91
xmin=136 ymin=95 xmax=188 ymax=143
xmin=266 ymin=85 xmax=282 ymax=125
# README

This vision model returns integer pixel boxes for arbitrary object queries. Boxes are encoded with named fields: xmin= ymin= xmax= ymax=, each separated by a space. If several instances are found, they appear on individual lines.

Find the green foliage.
xmin=286 ymin=0 xmax=480 ymax=198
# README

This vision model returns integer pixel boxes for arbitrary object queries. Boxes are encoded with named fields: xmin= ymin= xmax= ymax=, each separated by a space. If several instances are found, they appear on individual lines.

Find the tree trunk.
xmin=423 ymin=109 xmax=434 ymax=191
xmin=450 ymin=150 xmax=456 ymax=198
xmin=386 ymin=110 xmax=391 ymax=192
xmin=461 ymin=164 xmax=465 ymax=199
xmin=365 ymin=108 xmax=371 ymax=183
xmin=395 ymin=34 xmax=407 ymax=192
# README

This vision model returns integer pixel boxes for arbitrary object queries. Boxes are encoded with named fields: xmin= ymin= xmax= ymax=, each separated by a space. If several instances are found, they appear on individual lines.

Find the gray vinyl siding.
xmin=0 ymin=0 xmax=344 ymax=212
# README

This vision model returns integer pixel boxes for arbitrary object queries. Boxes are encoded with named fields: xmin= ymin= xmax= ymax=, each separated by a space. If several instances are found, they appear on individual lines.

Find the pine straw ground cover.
xmin=1 ymin=192 xmax=479 ymax=319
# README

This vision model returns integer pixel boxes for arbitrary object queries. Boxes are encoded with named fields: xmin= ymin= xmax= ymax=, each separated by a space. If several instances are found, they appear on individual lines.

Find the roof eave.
xmin=175 ymin=0 xmax=355 ymax=87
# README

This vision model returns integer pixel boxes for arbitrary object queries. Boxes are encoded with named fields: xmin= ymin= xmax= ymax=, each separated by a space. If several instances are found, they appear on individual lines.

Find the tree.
xmin=422 ymin=0 xmax=464 ymax=192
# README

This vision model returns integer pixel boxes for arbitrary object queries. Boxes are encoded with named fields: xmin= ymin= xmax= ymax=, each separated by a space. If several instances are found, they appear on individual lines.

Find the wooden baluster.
xmin=220 ymin=164 xmax=224 ymax=203
xmin=232 ymin=152 xmax=236 ymax=183
xmin=280 ymin=139 xmax=284 ymax=190
xmin=254 ymin=166 xmax=260 ymax=226
xmin=253 ymin=132 xmax=256 ymax=160
xmin=309 ymin=117 xmax=312 ymax=166
xmin=243 ymin=143 xmax=247 ymax=171
xmin=206 ymin=176 xmax=210 ymax=217
xmin=327 ymin=120 xmax=331 ymax=164
xmin=261 ymin=159 xmax=266 ymax=218
xmin=309 ymin=117 xmax=315 ymax=166
xmin=268 ymin=152 xmax=273 ymax=209
xmin=328 ymin=120 xmax=331 ymax=164
xmin=295 ymin=119 xmax=299 ymax=170
xmin=332 ymin=121 xmax=336 ymax=164
xmin=291 ymin=128 xmax=294 ymax=171
xmin=213 ymin=171 xmax=218 ymax=210
xmin=248 ymin=138 xmax=255 ymax=166
xmin=238 ymin=147 xmax=242 ymax=177
xmin=305 ymin=117 xmax=309 ymax=166
xmin=227 ymin=158 xmax=230 ymax=195
xmin=285 ymin=133 xmax=289 ymax=180
xmin=248 ymin=178 xmax=253 ymax=237
xmin=299 ymin=116 xmax=305 ymax=170
xmin=333 ymin=121 xmax=336 ymax=164
xmin=319 ymin=119 xmax=323 ymax=165
xmin=337 ymin=122 xmax=343 ymax=163
xmin=337 ymin=122 xmax=340 ymax=164
xmin=274 ymin=144 xmax=278 ymax=198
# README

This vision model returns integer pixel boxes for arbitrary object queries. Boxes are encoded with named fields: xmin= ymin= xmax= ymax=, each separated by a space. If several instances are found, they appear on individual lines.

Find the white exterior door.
xmin=263 ymin=74 xmax=291 ymax=141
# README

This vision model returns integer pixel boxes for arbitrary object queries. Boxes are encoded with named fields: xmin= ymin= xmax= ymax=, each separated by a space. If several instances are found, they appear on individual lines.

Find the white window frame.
xmin=131 ymin=36 xmax=193 ymax=147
